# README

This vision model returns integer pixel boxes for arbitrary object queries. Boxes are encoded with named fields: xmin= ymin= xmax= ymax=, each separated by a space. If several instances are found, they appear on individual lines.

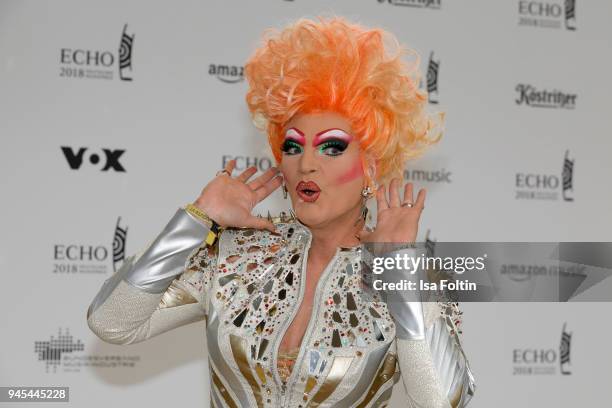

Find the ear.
xmin=362 ymin=154 xmax=378 ymax=188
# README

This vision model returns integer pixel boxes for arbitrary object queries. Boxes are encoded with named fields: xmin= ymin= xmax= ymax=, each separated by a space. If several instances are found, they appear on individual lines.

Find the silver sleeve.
xmin=424 ymin=302 xmax=476 ymax=407
xmin=368 ymin=245 xmax=476 ymax=407
xmin=86 ymin=208 xmax=213 ymax=345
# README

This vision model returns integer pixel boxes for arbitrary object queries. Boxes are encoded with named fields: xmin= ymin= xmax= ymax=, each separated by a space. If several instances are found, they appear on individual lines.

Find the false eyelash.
xmin=281 ymin=139 xmax=303 ymax=154
xmin=318 ymin=139 xmax=348 ymax=155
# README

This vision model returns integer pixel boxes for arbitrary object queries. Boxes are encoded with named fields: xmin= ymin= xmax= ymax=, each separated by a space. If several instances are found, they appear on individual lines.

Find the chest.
xmin=204 ymin=227 xmax=398 ymax=407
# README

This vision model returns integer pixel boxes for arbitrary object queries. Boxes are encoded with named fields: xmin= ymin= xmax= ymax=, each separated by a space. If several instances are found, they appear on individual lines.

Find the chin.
xmin=292 ymin=202 xmax=329 ymax=227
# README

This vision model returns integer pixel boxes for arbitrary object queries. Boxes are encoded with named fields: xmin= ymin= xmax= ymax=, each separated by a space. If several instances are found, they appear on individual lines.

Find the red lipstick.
xmin=296 ymin=180 xmax=321 ymax=203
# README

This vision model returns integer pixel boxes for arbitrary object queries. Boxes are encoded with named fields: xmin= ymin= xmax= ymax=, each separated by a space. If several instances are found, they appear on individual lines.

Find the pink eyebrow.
xmin=284 ymin=127 xmax=305 ymax=144
xmin=312 ymin=128 xmax=353 ymax=145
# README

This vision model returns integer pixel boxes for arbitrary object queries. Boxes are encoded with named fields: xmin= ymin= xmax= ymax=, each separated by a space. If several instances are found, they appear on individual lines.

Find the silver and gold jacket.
xmin=87 ymin=208 xmax=476 ymax=408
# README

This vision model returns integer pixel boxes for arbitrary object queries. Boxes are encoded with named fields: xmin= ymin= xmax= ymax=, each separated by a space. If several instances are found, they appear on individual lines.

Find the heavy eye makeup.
xmin=313 ymin=128 xmax=352 ymax=157
xmin=281 ymin=138 xmax=303 ymax=155
xmin=316 ymin=138 xmax=349 ymax=156
xmin=281 ymin=128 xmax=305 ymax=155
xmin=280 ymin=127 xmax=352 ymax=156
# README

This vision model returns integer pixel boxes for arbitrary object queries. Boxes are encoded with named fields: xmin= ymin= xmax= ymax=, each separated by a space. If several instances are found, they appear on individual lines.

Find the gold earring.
xmin=361 ymin=185 xmax=373 ymax=198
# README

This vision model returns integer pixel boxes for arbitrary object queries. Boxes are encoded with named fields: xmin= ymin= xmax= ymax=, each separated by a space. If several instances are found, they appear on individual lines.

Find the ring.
xmin=401 ymin=202 xmax=414 ymax=208
xmin=216 ymin=169 xmax=231 ymax=177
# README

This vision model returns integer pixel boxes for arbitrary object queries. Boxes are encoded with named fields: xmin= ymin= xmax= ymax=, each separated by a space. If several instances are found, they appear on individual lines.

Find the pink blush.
xmin=336 ymin=157 xmax=364 ymax=184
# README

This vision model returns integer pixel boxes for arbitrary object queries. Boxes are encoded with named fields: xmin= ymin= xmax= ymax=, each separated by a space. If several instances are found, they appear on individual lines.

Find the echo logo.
xmin=61 ymin=146 xmax=126 ymax=172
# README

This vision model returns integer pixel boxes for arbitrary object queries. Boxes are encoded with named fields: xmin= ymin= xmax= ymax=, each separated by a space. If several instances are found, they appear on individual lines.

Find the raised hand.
xmin=359 ymin=178 xmax=426 ymax=244
xmin=193 ymin=159 xmax=283 ymax=232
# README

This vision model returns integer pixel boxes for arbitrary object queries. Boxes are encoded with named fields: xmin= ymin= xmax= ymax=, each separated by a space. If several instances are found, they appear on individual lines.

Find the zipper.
xmin=282 ymin=247 xmax=341 ymax=406
xmin=271 ymin=227 xmax=312 ymax=405
xmin=271 ymin=224 xmax=342 ymax=407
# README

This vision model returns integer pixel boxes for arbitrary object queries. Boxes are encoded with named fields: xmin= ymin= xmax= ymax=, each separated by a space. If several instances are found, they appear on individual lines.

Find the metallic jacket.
xmin=87 ymin=208 xmax=476 ymax=408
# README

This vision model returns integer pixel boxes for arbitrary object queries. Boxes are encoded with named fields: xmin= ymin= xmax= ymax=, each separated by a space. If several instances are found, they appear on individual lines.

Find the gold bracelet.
xmin=185 ymin=203 xmax=221 ymax=246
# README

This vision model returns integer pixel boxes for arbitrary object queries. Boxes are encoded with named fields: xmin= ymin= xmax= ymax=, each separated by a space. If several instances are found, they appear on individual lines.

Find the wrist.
xmin=184 ymin=203 xmax=221 ymax=246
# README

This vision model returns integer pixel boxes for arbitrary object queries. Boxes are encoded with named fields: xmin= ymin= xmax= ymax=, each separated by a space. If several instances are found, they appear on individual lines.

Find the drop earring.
xmin=356 ymin=184 xmax=373 ymax=226
xmin=282 ymin=183 xmax=288 ymax=199
xmin=361 ymin=185 xmax=373 ymax=198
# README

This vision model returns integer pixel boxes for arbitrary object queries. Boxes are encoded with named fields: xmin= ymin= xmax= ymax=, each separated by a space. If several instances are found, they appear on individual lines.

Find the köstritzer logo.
xmin=377 ymin=0 xmax=441 ymax=9
xmin=515 ymin=84 xmax=577 ymax=109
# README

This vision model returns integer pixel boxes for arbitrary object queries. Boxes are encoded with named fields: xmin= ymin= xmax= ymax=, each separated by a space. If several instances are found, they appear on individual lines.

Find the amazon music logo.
xmin=59 ymin=24 xmax=134 ymax=81
xmin=221 ymin=155 xmax=274 ymax=172
xmin=52 ymin=217 xmax=128 ymax=275
xmin=512 ymin=323 xmax=573 ymax=375
xmin=518 ymin=0 xmax=576 ymax=30
xmin=404 ymin=167 xmax=452 ymax=184
xmin=377 ymin=0 xmax=441 ymax=9
xmin=209 ymin=63 xmax=244 ymax=84
xmin=515 ymin=84 xmax=577 ymax=109
xmin=61 ymin=146 xmax=126 ymax=172
xmin=515 ymin=150 xmax=575 ymax=201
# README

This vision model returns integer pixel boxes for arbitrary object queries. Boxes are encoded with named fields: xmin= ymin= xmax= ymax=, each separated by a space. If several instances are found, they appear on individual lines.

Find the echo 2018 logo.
xmin=59 ymin=24 xmax=134 ymax=81
xmin=515 ymin=150 xmax=575 ymax=201
xmin=518 ymin=0 xmax=576 ymax=30
xmin=512 ymin=323 xmax=572 ymax=375
xmin=52 ymin=217 xmax=128 ymax=275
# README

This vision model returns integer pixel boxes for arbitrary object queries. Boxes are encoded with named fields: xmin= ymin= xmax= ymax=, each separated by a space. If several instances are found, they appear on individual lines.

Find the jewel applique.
xmin=372 ymin=320 xmax=385 ymax=341
xmin=345 ymin=264 xmax=353 ymax=275
xmin=263 ymin=280 xmax=274 ymax=294
xmin=346 ymin=292 xmax=357 ymax=311
xmin=285 ymin=272 xmax=294 ymax=286
xmin=255 ymin=319 xmax=266 ymax=334
xmin=248 ymin=245 xmax=261 ymax=253
xmin=369 ymin=306 xmax=381 ymax=318
xmin=252 ymin=296 xmax=262 ymax=310
xmin=290 ymin=254 xmax=300 ymax=264
xmin=332 ymin=311 xmax=343 ymax=324
xmin=218 ymin=273 xmax=237 ymax=286
xmin=257 ymin=339 xmax=269 ymax=360
xmin=233 ymin=308 xmax=248 ymax=327
xmin=332 ymin=329 xmax=342 ymax=347
xmin=309 ymin=350 xmax=320 ymax=374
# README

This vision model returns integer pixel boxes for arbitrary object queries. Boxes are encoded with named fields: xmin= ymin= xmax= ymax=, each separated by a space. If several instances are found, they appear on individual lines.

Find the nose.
xmin=298 ymin=146 xmax=318 ymax=175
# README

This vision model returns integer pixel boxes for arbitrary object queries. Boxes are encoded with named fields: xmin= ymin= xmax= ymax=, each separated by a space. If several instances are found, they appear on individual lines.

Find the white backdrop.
xmin=1 ymin=0 xmax=612 ymax=406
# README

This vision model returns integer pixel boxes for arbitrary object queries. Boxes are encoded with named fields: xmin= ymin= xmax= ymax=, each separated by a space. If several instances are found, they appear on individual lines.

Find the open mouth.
xmin=296 ymin=181 xmax=321 ymax=203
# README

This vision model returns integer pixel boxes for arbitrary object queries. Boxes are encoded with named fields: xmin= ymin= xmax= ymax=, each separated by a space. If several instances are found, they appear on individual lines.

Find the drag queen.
xmin=87 ymin=17 xmax=475 ymax=407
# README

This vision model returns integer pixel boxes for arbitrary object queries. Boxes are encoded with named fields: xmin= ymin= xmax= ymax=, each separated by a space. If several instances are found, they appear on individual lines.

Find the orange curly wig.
xmin=244 ymin=16 xmax=444 ymax=185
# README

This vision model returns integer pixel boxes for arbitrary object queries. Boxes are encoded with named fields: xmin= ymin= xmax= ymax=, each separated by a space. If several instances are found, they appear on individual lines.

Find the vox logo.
xmin=61 ymin=146 xmax=126 ymax=172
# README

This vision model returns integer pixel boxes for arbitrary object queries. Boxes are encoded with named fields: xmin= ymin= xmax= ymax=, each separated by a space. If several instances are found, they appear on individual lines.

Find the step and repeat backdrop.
xmin=1 ymin=0 xmax=611 ymax=407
